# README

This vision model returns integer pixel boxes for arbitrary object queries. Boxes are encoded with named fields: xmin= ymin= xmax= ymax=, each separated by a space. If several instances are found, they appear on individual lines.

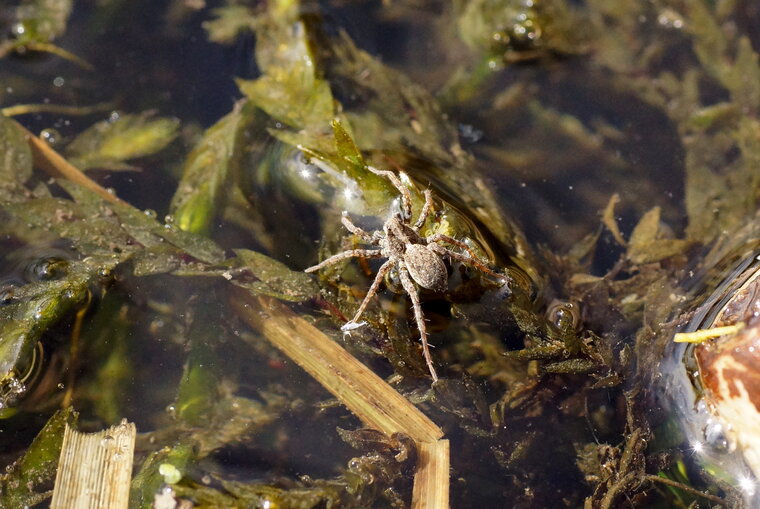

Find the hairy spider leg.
xmin=412 ymin=189 xmax=434 ymax=231
xmin=368 ymin=166 xmax=413 ymax=220
xmin=427 ymin=234 xmax=507 ymax=281
xmin=304 ymin=249 xmax=383 ymax=273
xmin=341 ymin=214 xmax=374 ymax=242
xmin=398 ymin=266 xmax=439 ymax=381
xmin=346 ymin=260 xmax=393 ymax=326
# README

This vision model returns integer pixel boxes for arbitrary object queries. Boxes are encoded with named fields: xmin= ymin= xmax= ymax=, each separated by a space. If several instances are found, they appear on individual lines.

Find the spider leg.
xmin=399 ymin=266 xmax=439 ymax=381
xmin=305 ymin=249 xmax=383 ymax=273
xmin=368 ymin=166 xmax=413 ymax=220
xmin=341 ymin=213 xmax=374 ymax=242
xmin=412 ymin=189 xmax=434 ymax=231
xmin=427 ymin=234 xmax=507 ymax=281
xmin=346 ymin=260 xmax=393 ymax=325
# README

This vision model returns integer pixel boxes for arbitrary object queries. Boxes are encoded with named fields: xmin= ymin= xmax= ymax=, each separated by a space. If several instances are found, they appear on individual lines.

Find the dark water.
xmin=3 ymin=1 xmax=760 ymax=508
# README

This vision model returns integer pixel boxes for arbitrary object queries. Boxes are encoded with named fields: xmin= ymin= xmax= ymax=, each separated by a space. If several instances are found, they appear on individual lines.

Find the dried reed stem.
xmin=230 ymin=289 xmax=444 ymax=443
xmin=412 ymin=439 xmax=450 ymax=509
xmin=232 ymin=290 xmax=450 ymax=507
xmin=51 ymin=420 xmax=136 ymax=509
xmin=12 ymin=119 xmax=127 ymax=206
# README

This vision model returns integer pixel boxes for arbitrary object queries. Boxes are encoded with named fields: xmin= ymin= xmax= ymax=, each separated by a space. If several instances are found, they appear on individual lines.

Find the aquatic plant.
xmin=2 ymin=0 xmax=760 ymax=507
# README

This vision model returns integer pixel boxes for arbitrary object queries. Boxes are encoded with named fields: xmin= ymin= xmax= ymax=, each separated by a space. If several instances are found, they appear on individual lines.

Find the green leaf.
xmin=728 ymin=37 xmax=760 ymax=113
xmin=56 ymin=180 xmax=227 ymax=265
xmin=684 ymin=0 xmax=730 ymax=83
xmin=331 ymin=118 xmax=366 ymax=177
xmin=236 ymin=73 xmax=334 ymax=132
xmin=0 ymin=255 xmax=119 ymax=400
xmin=235 ymin=14 xmax=335 ymax=131
xmin=130 ymin=443 xmax=195 ymax=509
xmin=0 ymin=114 xmax=33 ymax=184
xmin=0 ymin=408 xmax=78 ymax=507
xmin=687 ymin=102 xmax=740 ymax=131
xmin=233 ymin=248 xmax=318 ymax=302
xmin=627 ymin=207 xmax=661 ymax=248
xmin=12 ymin=0 xmax=74 ymax=45
xmin=626 ymin=207 xmax=692 ymax=264
xmin=171 ymin=102 xmax=256 ymax=235
xmin=204 ymin=6 xmax=259 ymax=44
xmin=175 ymin=305 xmax=222 ymax=426
xmin=65 ymin=112 xmax=180 ymax=171
xmin=76 ymin=292 xmax=133 ymax=423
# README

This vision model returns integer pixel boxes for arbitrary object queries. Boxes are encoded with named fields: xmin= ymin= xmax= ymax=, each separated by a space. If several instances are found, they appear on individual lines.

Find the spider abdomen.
xmin=403 ymin=244 xmax=448 ymax=293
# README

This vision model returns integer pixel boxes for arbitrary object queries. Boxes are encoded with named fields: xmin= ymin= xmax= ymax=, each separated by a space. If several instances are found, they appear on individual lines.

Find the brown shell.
xmin=697 ymin=264 xmax=760 ymax=412
xmin=403 ymin=244 xmax=448 ymax=293
xmin=697 ymin=326 xmax=760 ymax=414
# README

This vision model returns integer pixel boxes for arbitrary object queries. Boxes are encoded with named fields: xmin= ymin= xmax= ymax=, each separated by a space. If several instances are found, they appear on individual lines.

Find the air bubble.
xmin=10 ymin=22 xmax=25 ymax=37
xmin=25 ymin=257 xmax=67 ymax=282
xmin=40 ymin=128 xmax=61 ymax=146
xmin=546 ymin=300 xmax=581 ymax=331
xmin=704 ymin=419 xmax=732 ymax=453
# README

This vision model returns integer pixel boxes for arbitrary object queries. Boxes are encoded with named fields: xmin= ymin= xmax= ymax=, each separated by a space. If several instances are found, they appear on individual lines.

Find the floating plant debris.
xmin=3 ymin=0 xmax=760 ymax=507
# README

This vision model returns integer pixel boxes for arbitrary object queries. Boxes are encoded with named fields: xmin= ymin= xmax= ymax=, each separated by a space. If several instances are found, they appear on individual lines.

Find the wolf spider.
xmin=306 ymin=167 xmax=505 ymax=381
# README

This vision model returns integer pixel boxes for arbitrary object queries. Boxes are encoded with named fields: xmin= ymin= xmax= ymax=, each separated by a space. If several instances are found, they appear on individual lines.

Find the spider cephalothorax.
xmin=306 ymin=167 xmax=505 ymax=380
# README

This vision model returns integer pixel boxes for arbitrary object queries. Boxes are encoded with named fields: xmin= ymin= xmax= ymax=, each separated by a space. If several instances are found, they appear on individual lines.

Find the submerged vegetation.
xmin=2 ymin=0 xmax=760 ymax=507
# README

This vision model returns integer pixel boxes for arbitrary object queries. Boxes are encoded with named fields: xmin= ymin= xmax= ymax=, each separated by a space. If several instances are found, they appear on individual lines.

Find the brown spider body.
xmin=401 ymin=244 xmax=448 ymax=293
xmin=305 ymin=167 xmax=505 ymax=381
xmin=381 ymin=216 xmax=448 ymax=293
